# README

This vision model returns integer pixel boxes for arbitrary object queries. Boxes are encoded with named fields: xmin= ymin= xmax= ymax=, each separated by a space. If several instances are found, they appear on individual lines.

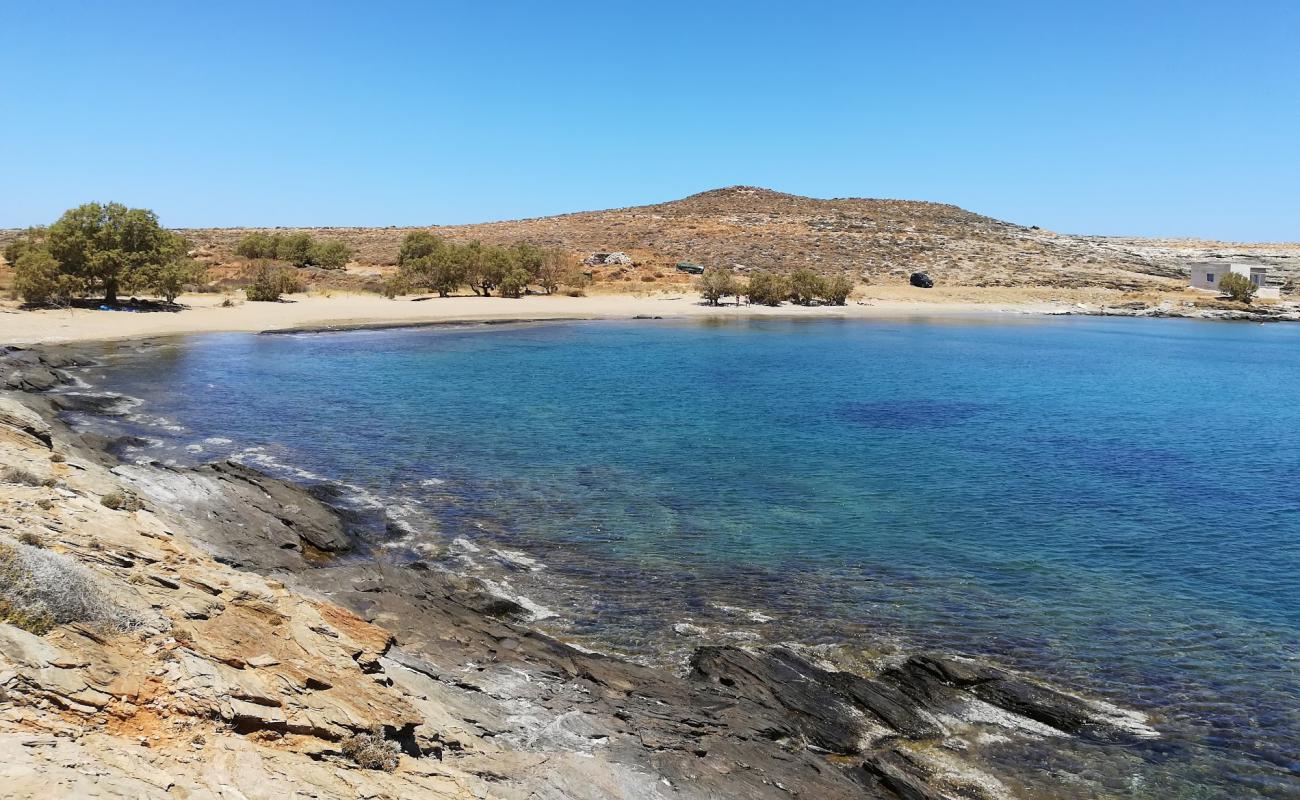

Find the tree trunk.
xmin=104 ymin=279 xmax=118 ymax=305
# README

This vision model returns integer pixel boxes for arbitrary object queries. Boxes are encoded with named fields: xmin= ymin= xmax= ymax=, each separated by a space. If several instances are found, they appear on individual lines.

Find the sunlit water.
xmin=67 ymin=316 xmax=1299 ymax=798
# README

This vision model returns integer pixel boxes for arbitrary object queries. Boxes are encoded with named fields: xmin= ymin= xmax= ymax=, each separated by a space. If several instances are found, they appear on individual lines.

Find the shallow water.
xmin=70 ymin=316 xmax=1300 ymax=798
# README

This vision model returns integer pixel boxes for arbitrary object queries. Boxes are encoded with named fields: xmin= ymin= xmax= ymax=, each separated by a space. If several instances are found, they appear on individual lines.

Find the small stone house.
xmin=1188 ymin=262 xmax=1279 ymax=299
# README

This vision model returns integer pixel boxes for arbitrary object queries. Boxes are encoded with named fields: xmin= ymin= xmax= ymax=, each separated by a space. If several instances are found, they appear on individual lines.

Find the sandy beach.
xmin=0 ymin=289 xmax=1081 ymax=345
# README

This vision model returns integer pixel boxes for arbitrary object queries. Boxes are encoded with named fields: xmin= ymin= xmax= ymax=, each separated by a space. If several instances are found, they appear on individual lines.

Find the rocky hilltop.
xmin=1 ymin=346 xmax=1160 ymax=799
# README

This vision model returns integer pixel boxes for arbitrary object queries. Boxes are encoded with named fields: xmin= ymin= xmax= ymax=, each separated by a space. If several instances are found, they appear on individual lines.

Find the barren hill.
xmin=181 ymin=186 xmax=1191 ymax=290
xmin=11 ymin=187 xmax=1298 ymax=292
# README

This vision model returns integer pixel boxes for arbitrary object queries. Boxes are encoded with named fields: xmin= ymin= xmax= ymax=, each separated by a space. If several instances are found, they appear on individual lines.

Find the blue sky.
xmin=2 ymin=1 xmax=1297 ymax=240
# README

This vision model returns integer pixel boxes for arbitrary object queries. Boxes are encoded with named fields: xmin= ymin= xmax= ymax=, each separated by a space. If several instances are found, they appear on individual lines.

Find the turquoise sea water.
xmin=73 ymin=317 xmax=1299 ymax=798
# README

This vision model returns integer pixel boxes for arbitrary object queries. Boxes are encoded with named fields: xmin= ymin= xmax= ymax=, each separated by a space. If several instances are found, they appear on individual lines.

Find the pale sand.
xmin=0 ymin=289 xmax=1078 ymax=345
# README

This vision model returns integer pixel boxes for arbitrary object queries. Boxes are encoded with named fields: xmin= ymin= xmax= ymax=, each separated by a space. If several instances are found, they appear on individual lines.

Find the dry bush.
xmin=341 ymin=726 xmax=400 ymax=771
xmin=100 ymin=491 xmax=142 ymax=512
xmin=0 ymin=539 xmax=150 ymax=635
xmin=0 ymin=466 xmax=45 ymax=487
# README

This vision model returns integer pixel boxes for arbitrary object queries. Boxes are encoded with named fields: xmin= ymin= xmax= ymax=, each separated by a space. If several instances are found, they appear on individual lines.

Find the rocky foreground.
xmin=0 ymin=347 xmax=1157 ymax=799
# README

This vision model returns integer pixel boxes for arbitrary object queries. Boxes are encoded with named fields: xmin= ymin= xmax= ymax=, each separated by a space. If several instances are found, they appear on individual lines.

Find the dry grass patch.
xmin=0 ymin=539 xmax=150 ymax=635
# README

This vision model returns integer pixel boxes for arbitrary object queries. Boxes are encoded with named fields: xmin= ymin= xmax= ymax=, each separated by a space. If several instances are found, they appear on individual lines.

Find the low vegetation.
xmin=746 ymin=270 xmax=789 ymax=306
xmin=234 ymin=232 xmax=353 ymax=269
xmin=1219 ymin=272 xmax=1258 ymax=304
xmin=739 ymin=268 xmax=853 ymax=306
xmin=699 ymin=266 xmax=741 ymax=306
xmin=341 ymin=726 xmax=401 ymax=771
xmin=388 ymin=233 xmax=580 ymax=298
xmin=7 ymin=203 xmax=201 ymax=306
xmin=0 ymin=465 xmax=47 ymax=487
xmin=244 ymin=263 xmax=305 ymax=302
xmin=0 ymin=539 xmax=147 ymax=635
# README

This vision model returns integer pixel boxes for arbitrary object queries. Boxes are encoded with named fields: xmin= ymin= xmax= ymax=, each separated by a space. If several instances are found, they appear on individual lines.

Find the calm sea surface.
xmin=71 ymin=316 xmax=1299 ymax=798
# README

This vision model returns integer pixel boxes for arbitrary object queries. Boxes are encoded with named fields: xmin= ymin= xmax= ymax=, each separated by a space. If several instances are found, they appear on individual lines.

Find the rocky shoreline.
xmin=0 ymin=345 xmax=1160 ymax=799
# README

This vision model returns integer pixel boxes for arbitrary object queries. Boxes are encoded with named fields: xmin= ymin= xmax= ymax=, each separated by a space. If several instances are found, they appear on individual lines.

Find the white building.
xmin=1188 ymin=262 xmax=1279 ymax=299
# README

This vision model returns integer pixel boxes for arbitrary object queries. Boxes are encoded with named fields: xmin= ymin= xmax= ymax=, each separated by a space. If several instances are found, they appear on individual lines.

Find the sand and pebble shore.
xmin=3 ymin=286 xmax=1296 ymax=347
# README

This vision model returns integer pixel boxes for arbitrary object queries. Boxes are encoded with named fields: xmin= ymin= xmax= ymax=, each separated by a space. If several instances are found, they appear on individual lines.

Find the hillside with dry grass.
xmin=6 ymin=187 xmax=1297 ymax=297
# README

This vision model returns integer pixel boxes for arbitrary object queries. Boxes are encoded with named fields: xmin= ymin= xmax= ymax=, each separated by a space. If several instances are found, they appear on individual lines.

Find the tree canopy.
xmin=10 ymin=202 xmax=194 ymax=305
xmin=388 ymin=233 xmax=574 ymax=298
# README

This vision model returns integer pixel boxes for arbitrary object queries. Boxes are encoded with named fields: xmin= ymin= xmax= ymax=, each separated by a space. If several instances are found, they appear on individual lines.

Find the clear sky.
xmin=3 ymin=1 xmax=1297 ymax=240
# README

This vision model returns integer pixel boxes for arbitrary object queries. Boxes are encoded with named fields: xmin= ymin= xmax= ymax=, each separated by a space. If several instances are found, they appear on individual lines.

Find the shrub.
xmin=14 ymin=249 xmax=76 ymax=306
xmin=245 ymin=264 xmax=304 ymax=302
xmin=100 ymin=491 xmax=142 ymax=511
xmin=274 ymin=233 xmax=314 ymax=267
xmin=308 ymin=240 xmax=351 ymax=270
xmin=1219 ymin=272 xmax=1258 ymax=303
xmin=234 ymin=232 xmax=279 ymax=260
xmin=341 ymin=726 xmax=400 ymax=771
xmin=746 ymin=270 xmax=788 ymax=306
xmin=0 ymin=539 xmax=148 ymax=635
xmin=698 ymin=266 xmax=739 ymax=306
xmin=788 ymin=268 xmax=826 ymax=305
xmin=17 ymin=531 xmax=43 ymax=548
xmin=0 ymin=466 xmax=45 ymax=487
xmin=381 ymin=274 xmax=411 ymax=300
xmin=823 ymin=273 xmax=854 ymax=306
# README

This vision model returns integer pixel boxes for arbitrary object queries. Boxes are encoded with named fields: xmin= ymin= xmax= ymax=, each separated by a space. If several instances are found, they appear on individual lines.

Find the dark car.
xmin=909 ymin=271 xmax=934 ymax=288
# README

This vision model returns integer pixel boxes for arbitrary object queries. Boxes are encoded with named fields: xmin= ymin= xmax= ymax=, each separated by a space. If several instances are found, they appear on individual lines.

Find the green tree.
xmin=788 ymin=268 xmax=826 ymax=305
xmin=309 ymin=240 xmax=351 ymax=269
xmin=511 ymin=243 xmax=544 ymax=279
xmin=698 ymin=266 xmax=739 ymax=306
xmin=13 ymin=249 xmax=76 ymax=306
xmin=498 ymin=266 xmax=532 ymax=298
xmin=275 ymin=232 xmax=314 ymax=267
xmin=398 ymin=231 xmax=444 ymax=265
xmin=427 ymin=247 xmax=468 ymax=296
xmin=45 ymin=202 xmax=174 ymax=304
xmin=3 ymin=226 xmax=48 ymax=267
xmin=746 ymin=270 xmax=788 ymax=306
xmin=823 ymin=273 xmax=854 ymax=306
xmin=467 ymin=243 xmax=513 ymax=296
xmin=234 ymin=232 xmax=279 ymax=260
xmin=1219 ymin=272 xmax=1258 ymax=303
xmin=535 ymin=248 xmax=568 ymax=295
xmin=148 ymin=258 xmax=201 ymax=303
